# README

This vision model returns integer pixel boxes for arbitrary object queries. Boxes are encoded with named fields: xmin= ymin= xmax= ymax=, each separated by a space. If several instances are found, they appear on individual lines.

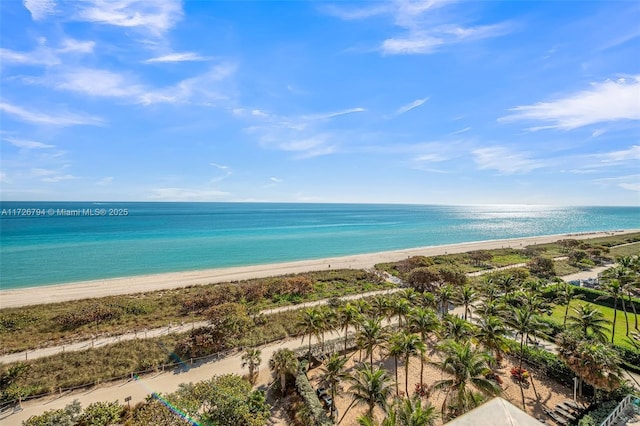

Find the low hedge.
xmin=295 ymin=361 xmax=333 ymax=426
xmin=573 ymin=287 xmax=640 ymax=312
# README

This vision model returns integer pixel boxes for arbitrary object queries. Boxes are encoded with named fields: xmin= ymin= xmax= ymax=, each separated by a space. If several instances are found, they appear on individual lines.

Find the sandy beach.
xmin=1 ymin=230 xmax=636 ymax=309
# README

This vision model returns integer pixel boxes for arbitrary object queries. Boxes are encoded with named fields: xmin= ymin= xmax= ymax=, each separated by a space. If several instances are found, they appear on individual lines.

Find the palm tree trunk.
xmin=612 ymin=297 xmax=618 ymax=344
xmin=628 ymin=293 xmax=639 ymax=331
xmin=620 ymin=297 xmax=629 ymax=336
xmin=519 ymin=333 xmax=525 ymax=370
xmin=563 ymin=301 xmax=570 ymax=327
xmin=405 ymin=356 xmax=410 ymax=397
xmin=344 ymin=326 xmax=348 ymax=352
xmin=395 ymin=356 xmax=399 ymax=396
xmin=281 ymin=373 xmax=286 ymax=396
xmin=337 ymin=399 xmax=358 ymax=425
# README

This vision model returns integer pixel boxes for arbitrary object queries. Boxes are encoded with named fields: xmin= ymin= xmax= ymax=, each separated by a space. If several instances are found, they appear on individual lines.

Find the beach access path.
xmin=3 ymin=230 xmax=635 ymax=309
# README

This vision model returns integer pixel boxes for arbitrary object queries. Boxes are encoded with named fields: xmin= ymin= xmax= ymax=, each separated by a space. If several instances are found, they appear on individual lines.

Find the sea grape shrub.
xmin=467 ymin=250 xmax=492 ymax=267
xmin=393 ymin=256 xmax=434 ymax=276
xmin=407 ymin=267 xmax=441 ymax=293
xmin=55 ymin=304 xmax=121 ymax=331
xmin=527 ymin=257 xmax=556 ymax=279
xmin=176 ymin=303 xmax=255 ymax=358
xmin=264 ymin=276 xmax=314 ymax=299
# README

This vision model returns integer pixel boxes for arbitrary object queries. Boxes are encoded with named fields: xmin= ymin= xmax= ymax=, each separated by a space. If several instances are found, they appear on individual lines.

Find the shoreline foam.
xmin=1 ymin=230 xmax=637 ymax=308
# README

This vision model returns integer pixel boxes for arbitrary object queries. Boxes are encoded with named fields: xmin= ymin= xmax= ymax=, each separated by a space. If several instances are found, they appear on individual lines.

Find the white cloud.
xmin=96 ymin=176 xmax=114 ymax=185
xmin=3 ymin=137 xmax=54 ymax=149
xmin=26 ymin=63 xmax=235 ymax=106
xmin=74 ymin=0 xmax=183 ymax=36
xmin=593 ymin=175 xmax=640 ymax=193
xmin=23 ymin=0 xmax=56 ymax=21
xmin=50 ymin=68 xmax=144 ymax=98
xmin=450 ymin=127 xmax=471 ymax=135
xmin=327 ymin=0 xmax=510 ymax=55
xmin=0 ymin=102 xmax=103 ymax=126
xmin=382 ymin=23 xmax=510 ymax=55
xmin=501 ymin=76 xmax=640 ymax=130
xmin=42 ymin=174 xmax=76 ymax=182
xmin=210 ymin=163 xmax=229 ymax=170
xmin=397 ymin=97 xmax=429 ymax=114
xmin=58 ymin=39 xmax=95 ymax=54
xmin=149 ymin=187 xmax=230 ymax=201
xmin=0 ymin=38 xmax=94 ymax=67
xmin=270 ymin=177 xmax=283 ymax=183
xmin=145 ymin=52 xmax=208 ymax=63
xmin=305 ymin=108 xmax=366 ymax=120
xmin=0 ymin=172 xmax=9 ymax=183
xmin=597 ymin=145 xmax=640 ymax=163
xmin=473 ymin=146 xmax=543 ymax=174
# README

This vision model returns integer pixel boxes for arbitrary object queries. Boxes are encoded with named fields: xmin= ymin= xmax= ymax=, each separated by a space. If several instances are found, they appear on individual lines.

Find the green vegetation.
xmin=548 ymin=300 xmax=636 ymax=349
xmin=609 ymin=241 xmax=640 ymax=258
xmin=22 ymin=374 xmax=270 ymax=426
xmin=0 ymin=269 xmax=390 ymax=353
xmin=552 ymin=259 xmax=583 ymax=276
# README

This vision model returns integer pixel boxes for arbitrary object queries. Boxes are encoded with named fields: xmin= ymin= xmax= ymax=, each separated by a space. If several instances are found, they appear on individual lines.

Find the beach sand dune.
xmin=1 ymin=230 xmax=635 ymax=308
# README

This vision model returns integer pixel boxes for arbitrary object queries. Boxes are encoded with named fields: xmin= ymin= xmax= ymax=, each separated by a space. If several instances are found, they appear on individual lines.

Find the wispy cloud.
xmin=593 ymin=175 xmax=640 ymax=193
xmin=270 ymin=177 xmax=283 ymax=183
xmin=0 ymin=101 xmax=103 ymax=126
xmin=304 ymin=108 xmax=366 ymax=120
xmin=22 ymin=0 xmax=183 ymax=36
xmin=210 ymin=162 xmax=229 ymax=170
xmin=149 ymin=187 xmax=230 ymax=201
xmin=595 ymin=145 xmax=640 ymax=163
xmin=239 ymin=106 xmax=365 ymax=159
xmin=397 ymin=97 xmax=429 ymax=115
xmin=74 ymin=0 xmax=183 ymax=36
xmin=473 ymin=146 xmax=543 ymax=174
xmin=145 ymin=52 xmax=208 ymax=63
xmin=25 ymin=63 xmax=236 ymax=106
xmin=500 ymin=76 xmax=640 ymax=130
xmin=0 ymin=37 xmax=94 ymax=67
xmin=96 ymin=176 xmax=114 ymax=185
xmin=3 ymin=137 xmax=54 ymax=149
xmin=327 ymin=0 xmax=511 ymax=55
xmin=23 ymin=0 xmax=56 ymax=21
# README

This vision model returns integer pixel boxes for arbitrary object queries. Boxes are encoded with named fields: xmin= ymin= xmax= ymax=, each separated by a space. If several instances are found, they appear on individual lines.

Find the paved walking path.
xmin=0 ymin=288 xmax=400 ymax=364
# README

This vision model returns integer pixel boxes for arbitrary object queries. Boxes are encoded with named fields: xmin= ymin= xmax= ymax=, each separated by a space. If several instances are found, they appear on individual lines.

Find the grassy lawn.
xmin=549 ymin=300 xmax=638 ymax=349
xmin=608 ymin=241 xmax=640 ymax=258
xmin=553 ymin=259 xmax=582 ymax=276
xmin=490 ymin=253 xmax=530 ymax=267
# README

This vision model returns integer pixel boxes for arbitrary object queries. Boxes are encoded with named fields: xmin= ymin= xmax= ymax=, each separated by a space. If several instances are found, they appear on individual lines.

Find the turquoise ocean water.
xmin=0 ymin=202 xmax=638 ymax=290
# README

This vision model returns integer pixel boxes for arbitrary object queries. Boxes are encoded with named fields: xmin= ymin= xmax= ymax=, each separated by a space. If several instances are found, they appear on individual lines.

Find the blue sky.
xmin=1 ymin=0 xmax=639 ymax=205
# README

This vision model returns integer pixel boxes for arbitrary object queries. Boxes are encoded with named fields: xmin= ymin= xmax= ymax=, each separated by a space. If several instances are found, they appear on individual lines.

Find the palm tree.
xmin=390 ymin=296 xmax=411 ymax=328
xmin=241 ymin=348 xmax=262 ymax=385
xmin=474 ymin=315 xmax=509 ymax=366
xmin=436 ymin=284 xmax=454 ymax=317
xmin=396 ymin=395 xmax=438 ymax=426
xmin=298 ymin=308 xmax=324 ymax=365
xmin=442 ymin=314 xmax=474 ymax=342
xmin=507 ymin=306 xmax=541 ymax=369
xmin=343 ymin=363 xmax=394 ymax=421
xmin=400 ymin=288 xmax=420 ymax=306
xmin=432 ymin=340 xmax=500 ymax=419
xmin=320 ymin=306 xmax=338 ymax=353
xmin=387 ymin=330 xmax=404 ymax=396
xmin=320 ymin=352 xmax=349 ymax=420
xmin=556 ymin=331 xmax=623 ymax=396
xmin=599 ymin=275 xmax=628 ymax=340
xmin=407 ymin=307 xmax=439 ymax=384
xmin=475 ymin=299 xmax=506 ymax=319
xmin=398 ymin=331 xmax=426 ymax=397
xmin=340 ymin=303 xmax=362 ymax=352
xmin=555 ymin=281 xmax=583 ymax=327
xmin=269 ymin=348 xmax=298 ymax=396
xmin=357 ymin=316 xmax=387 ymax=367
xmin=371 ymin=295 xmax=390 ymax=319
xmin=454 ymin=285 xmax=479 ymax=321
xmin=567 ymin=303 xmax=610 ymax=342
